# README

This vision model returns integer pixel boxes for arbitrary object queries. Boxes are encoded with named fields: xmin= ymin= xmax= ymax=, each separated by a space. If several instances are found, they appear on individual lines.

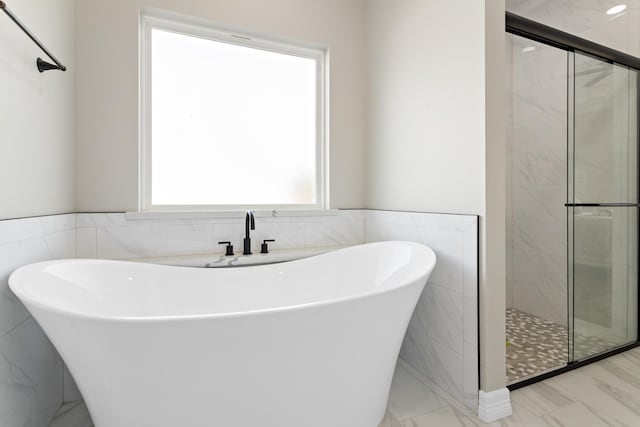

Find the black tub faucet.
xmin=243 ymin=210 xmax=255 ymax=255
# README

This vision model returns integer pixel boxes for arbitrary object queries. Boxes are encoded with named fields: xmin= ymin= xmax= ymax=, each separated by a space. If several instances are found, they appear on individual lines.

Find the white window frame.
xmin=139 ymin=10 xmax=329 ymax=213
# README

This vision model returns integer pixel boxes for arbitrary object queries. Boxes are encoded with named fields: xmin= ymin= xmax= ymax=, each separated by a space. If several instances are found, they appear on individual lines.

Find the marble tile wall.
xmin=507 ymin=34 xmax=569 ymax=327
xmin=74 ymin=210 xmax=365 ymax=259
xmin=0 ymin=214 xmax=76 ymax=427
xmin=364 ymin=210 xmax=479 ymax=412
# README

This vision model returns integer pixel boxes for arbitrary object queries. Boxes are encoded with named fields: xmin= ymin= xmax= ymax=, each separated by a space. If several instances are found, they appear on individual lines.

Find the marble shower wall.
xmin=364 ymin=210 xmax=479 ymax=412
xmin=0 ymin=214 xmax=77 ymax=427
xmin=506 ymin=34 xmax=569 ymax=327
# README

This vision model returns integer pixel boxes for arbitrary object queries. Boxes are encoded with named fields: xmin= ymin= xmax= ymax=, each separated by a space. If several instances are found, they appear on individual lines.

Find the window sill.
xmin=124 ymin=209 xmax=340 ymax=221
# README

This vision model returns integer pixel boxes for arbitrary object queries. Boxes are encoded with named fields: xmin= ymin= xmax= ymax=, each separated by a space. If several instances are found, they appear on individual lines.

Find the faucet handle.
xmin=261 ymin=239 xmax=275 ymax=254
xmin=218 ymin=241 xmax=234 ymax=256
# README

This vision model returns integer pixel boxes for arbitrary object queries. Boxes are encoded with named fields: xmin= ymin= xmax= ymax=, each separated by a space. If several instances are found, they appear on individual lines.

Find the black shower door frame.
xmin=506 ymin=12 xmax=640 ymax=391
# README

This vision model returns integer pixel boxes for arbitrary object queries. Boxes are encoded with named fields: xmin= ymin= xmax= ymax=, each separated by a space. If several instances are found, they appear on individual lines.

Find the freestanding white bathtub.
xmin=9 ymin=241 xmax=436 ymax=427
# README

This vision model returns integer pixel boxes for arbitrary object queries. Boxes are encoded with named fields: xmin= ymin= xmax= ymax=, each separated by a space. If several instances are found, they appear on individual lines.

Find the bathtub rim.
xmin=9 ymin=241 xmax=436 ymax=324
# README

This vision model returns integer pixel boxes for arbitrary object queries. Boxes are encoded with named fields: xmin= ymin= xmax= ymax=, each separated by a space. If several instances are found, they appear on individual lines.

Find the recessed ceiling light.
xmin=522 ymin=46 xmax=536 ymax=53
xmin=607 ymin=4 xmax=627 ymax=15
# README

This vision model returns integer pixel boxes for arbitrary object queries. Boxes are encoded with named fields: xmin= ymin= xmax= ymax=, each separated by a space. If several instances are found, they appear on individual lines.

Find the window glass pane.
xmin=151 ymin=28 xmax=318 ymax=206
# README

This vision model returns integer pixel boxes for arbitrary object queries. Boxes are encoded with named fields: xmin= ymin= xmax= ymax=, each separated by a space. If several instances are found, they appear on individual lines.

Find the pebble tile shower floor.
xmin=506 ymin=308 xmax=616 ymax=383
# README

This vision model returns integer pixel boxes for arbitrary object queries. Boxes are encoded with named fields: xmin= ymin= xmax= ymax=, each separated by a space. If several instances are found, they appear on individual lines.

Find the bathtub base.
xmin=32 ymin=284 xmax=422 ymax=427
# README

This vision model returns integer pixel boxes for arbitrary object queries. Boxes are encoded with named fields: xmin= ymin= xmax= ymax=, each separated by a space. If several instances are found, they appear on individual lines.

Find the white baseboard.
xmin=477 ymin=388 xmax=512 ymax=423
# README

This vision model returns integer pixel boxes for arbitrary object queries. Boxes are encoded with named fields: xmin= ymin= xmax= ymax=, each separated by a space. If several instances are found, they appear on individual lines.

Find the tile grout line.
xmin=4 ymin=314 xmax=34 ymax=339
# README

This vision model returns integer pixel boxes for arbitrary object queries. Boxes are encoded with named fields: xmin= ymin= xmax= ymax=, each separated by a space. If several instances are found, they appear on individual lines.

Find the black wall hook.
xmin=37 ymin=58 xmax=62 ymax=72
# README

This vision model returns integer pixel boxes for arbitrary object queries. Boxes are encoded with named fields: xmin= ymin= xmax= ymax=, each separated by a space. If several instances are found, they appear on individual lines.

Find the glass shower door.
xmin=569 ymin=52 xmax=639 ymax=362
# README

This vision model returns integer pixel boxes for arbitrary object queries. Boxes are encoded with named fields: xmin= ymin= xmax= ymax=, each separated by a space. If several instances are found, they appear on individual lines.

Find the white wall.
xmin=366 ymin=0 xmax=486 ymax=215
xmin=0 ymin=0 xmax=75 ymax=220
xmin=366 ymin=0 xmax=506 ymax=393
xmin=74 ymin=0 xmax=367 ymax=212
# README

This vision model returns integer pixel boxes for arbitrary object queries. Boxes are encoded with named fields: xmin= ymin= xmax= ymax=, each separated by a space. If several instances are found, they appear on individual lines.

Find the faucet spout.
xmin=243 ymin=210 xmax=255 ymax=255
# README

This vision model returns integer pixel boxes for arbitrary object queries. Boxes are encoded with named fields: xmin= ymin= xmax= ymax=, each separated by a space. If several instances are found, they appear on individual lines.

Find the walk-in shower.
xmin=505 ymin=11 xmax=640 ymax=385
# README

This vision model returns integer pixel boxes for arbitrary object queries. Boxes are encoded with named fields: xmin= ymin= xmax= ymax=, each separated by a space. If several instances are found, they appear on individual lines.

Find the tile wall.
xmin=506 ymin=34 xmax=569 ymax=326
xmin=1 ymin=209 xmax=479 ymax=426
xmin=364 ymin=210 xmax=479 ymax=411
xmin=74 ymin=210 xmax=365 ymax=259
xmin=0 ymin=214 xmax=77 ymax=427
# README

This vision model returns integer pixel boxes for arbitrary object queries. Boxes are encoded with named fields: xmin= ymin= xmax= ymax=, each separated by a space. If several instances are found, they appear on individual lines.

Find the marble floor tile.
xmin=486 ymin=405 xmax=550 ymax=427
xmin=508 ymin=381 xmax=573 ymax=417
xmin=598 ymin=354 xmax=640 ymax=387
xmin=46 ymin=348 xmax=640 ymax=427
xmin=541 ymin=402 xmax=629 ymax=427
xmin=387 ymin=364 xmax=447 ymax=420
xmin=399 ymin=406 xmax=477 ymax=427
xmin=386 ymin=348 xmax=640 ymax=427
xmin=542 ymin=371 xmax=640 ymax=426
xmin=579 ymin=362 xmax=640 ymax=396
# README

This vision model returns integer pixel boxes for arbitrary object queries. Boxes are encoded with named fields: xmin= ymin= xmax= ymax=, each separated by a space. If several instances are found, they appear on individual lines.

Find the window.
xmin=140 ymin=13 xmax=327 ymax=211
